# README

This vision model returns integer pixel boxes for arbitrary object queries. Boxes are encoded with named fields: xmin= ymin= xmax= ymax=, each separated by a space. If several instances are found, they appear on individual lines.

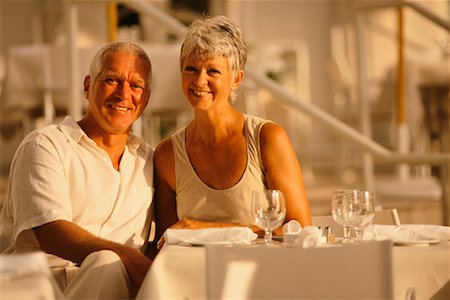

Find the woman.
xmin=153 ymin=15 xmax=311 ymax=243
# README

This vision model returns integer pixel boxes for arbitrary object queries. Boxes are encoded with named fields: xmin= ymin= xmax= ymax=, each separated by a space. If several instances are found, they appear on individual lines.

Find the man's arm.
xmin=33 ymin=220 xmax=152 ymax=288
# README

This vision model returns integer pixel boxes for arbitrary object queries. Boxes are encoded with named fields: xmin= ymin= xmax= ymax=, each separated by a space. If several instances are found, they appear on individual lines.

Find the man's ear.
xmin=144 ymin=89 xmax=151 ymax=109
xmin=83 ymin=76 xmax=91 ymax=99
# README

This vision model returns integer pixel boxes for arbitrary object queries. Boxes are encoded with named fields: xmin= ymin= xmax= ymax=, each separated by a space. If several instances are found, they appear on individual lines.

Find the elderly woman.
xmin=153 ymin=15 xmax=311 ymax=242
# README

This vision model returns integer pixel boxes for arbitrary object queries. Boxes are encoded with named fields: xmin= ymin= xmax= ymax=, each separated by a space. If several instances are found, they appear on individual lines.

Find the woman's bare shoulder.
xmin=154 ymin=137 xmax=174 ymax=167
xmin=260 ymin=121 xmax=289 ymax=144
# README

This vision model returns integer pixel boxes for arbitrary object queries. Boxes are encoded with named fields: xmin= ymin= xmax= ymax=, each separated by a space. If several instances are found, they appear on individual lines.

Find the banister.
xmin=354 ymin=0 xmax=450 ymax=32
xmin=245 ymin=69 xmax=449 ymax=166
xmin=121 ymin=0 xmax=188 ymax=39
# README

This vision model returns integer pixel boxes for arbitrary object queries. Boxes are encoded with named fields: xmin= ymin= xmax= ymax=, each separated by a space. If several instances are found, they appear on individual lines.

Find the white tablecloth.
xmin=0 ymin=252 xmax=63 ymax=300
xmin=137 ymin=241 xmax=450 ymax=300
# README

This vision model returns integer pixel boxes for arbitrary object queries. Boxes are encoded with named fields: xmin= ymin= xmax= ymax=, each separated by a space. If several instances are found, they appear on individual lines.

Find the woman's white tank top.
xmin=171 ymin=115 xmax=271 ymax=225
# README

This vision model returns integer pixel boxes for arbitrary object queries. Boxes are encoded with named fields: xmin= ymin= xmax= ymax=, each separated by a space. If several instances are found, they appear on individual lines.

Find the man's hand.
xmin=112 ymin=245 xmax=152 ymax=291
xmin=34 ymin=220 xmax=152 ymax=290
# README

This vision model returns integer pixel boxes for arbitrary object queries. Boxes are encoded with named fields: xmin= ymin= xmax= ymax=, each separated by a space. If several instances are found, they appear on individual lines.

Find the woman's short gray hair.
xmin=89 ymin=41 xmax=152 ymax=84
xmin=180 ymin=15 xmax=247 ymax=103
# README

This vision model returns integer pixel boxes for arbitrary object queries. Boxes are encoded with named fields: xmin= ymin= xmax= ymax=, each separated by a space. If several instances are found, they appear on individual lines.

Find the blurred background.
xmin=0 ymin=0 xmax=449 ymax=225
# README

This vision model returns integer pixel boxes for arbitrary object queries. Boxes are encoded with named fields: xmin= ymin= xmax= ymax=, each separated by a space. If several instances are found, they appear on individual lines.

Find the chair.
xmin=206 ymin=240 xmax=394 ymax=299
xmin=373 ymin=208 xmax=401 ymax=225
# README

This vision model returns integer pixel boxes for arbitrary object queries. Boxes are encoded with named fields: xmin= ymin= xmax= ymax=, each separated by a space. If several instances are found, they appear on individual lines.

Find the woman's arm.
xmin=260 ymin=122 xmax=312 ymax=227
xmin=153 ymin=138 xmax=179 ymax=244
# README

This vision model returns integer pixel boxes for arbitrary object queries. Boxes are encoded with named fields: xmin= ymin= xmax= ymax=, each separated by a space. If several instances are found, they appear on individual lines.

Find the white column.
xmin=65 ymin=0 xmax=82 ymax=120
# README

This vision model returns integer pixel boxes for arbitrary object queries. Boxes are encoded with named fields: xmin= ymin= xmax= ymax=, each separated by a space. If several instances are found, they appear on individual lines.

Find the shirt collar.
xmin=58 ymin=116 xmax=149 ymax=152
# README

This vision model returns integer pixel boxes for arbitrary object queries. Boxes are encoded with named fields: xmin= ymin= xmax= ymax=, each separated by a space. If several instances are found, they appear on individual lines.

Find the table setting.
xmin=137 ymin=188 xmax=450 ymax=300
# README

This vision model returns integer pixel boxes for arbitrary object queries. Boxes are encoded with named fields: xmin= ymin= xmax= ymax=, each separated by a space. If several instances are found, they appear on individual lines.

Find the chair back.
xmin=373 ymin=208 xmax=401 ymax=225
xmin=206 ymin=240 xmax=394 ymax=300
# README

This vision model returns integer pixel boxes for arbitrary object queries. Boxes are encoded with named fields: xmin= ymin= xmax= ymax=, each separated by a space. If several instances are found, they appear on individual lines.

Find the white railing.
xmin=354 ymin=0 xmax=450 ymax=31
xmin=245 ymin=68 xmax=449 ymax=166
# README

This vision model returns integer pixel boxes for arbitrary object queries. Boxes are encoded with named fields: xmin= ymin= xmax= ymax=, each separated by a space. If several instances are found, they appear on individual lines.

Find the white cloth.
xmin=0 ymin=116 xmax=154 ymax=288
xmin=172 ymin=115 xmax=271 ymax=225
xmin=0 ymin=252 xmax=63 ymax=300
xmin=283 ymin=225 xmax=322 ymax=248
xmin=0 ymin=251 xmax=50 ymax=275
xmin=164 ymin=227 xmax=258 ymax=245
xmin=363 ymin=224 xmax=450 ymax=241
xmin=64 ymin=250 xmax=131 ymax=300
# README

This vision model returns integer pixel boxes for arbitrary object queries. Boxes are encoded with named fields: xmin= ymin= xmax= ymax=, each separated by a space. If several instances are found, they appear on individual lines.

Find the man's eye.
xmin=105 ymin=78 xmax=118 ymax=85
xmin=131 ymin=83 xmax=144 ymax=90
xmin=208 ymin=69 xmax=221 ymax=75
xmin=184 ymin=66 xmax=196 ymax=72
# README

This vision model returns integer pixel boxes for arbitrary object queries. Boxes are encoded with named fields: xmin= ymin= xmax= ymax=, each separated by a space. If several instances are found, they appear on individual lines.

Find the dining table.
xmin=136 ymin=239 xmax=450 ymax=300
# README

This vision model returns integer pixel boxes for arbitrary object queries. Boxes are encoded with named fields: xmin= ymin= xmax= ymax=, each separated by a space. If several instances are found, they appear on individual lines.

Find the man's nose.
xmin=117 ymin=82 xmax=132 ymax=100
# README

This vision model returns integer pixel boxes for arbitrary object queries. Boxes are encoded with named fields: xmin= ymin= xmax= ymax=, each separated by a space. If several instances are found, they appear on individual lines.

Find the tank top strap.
xmin=244 ymin=114 xmax=273 ymax=177
xmin=171 ymin=125 xmax=187 ymax=159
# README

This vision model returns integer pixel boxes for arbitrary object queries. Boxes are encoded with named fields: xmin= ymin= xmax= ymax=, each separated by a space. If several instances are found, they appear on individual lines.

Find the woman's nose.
xmin=194 ymin=69 xmax=208 ymax=86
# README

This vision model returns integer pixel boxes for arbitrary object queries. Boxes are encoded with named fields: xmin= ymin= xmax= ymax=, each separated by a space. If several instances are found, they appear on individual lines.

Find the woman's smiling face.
xmin=181 ymin=52 xmax=242 ymax=111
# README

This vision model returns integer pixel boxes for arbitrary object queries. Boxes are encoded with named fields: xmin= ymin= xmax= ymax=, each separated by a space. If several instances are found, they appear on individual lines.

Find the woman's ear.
xmin=233 ymin=70 xmax=245 ymax=89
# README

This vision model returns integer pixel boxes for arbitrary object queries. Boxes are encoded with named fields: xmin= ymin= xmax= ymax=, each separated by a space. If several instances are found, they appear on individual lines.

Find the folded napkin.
xmin=164 ymin=227 xmax=258 ymax=245
xmin=363 ymin=224 xmax=450 ymax=241
xmin=296 ymin=226 xmax=323 ymax=248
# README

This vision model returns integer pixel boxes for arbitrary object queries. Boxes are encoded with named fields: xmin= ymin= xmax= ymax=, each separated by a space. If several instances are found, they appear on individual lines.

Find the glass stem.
xmin=343 ymin=225 xmax=351 ymax=239
xmin=354 ymin=228 xmax=363 ymax=242
xmin=264 ymin=229 xmax=272 ymax=245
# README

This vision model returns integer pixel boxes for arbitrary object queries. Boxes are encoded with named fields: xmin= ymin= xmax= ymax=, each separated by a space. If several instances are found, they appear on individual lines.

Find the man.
xmin=0 ymin=41 xmax=154 ymax=299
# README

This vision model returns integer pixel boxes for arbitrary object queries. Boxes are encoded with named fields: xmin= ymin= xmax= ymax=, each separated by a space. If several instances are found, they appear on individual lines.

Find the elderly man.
xmin=1 ymin=41 xmax=154 ymax=299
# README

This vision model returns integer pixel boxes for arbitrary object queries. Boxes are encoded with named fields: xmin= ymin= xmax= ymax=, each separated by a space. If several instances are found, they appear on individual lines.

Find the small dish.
xmin=272 ymin=235 xmax=284 ymax=242
xmin=190 ymin=241 xmax=248 ymax=247
xmin=393 ymin=239 xmax=440 ymax=247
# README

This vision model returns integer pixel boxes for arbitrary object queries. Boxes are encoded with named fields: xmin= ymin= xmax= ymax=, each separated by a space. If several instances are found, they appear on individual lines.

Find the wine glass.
xmin=251 ymin=189 xmax=286 ymax=246
xmin=347 ymin=190 xmax=374 ymax=242
xmin=331 ymin=189 xmax=356 ymax=243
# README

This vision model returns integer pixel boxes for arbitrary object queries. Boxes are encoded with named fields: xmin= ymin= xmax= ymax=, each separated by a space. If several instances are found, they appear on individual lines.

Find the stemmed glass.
xmin=331 ymin=189 xmax=355 ymax=243
xmin=347 ymin=190 xmax=374 ymax=242
xmin=251 ymin=189 xmax=286 ymax=246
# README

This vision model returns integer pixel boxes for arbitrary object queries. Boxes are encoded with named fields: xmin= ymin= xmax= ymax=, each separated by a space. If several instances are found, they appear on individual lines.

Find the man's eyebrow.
xmin=100 ymin=72 xmax=119 ymax=78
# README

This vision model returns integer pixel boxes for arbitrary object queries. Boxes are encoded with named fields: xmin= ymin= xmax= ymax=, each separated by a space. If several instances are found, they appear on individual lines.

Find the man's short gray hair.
xmin=89 ymin=41 xmax=152 ymax=84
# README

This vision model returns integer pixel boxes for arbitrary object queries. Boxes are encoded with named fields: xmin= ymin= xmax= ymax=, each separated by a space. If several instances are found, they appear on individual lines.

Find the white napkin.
xmin=296 ymin=226 xmax=323 ymax=248
xmin=363 ymin=224 xmax=450 ymax=241
xmin=282 ymin=222 xmax=322 ymax=248
xmin=164 ymin=227 xmax=258 ymax=245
